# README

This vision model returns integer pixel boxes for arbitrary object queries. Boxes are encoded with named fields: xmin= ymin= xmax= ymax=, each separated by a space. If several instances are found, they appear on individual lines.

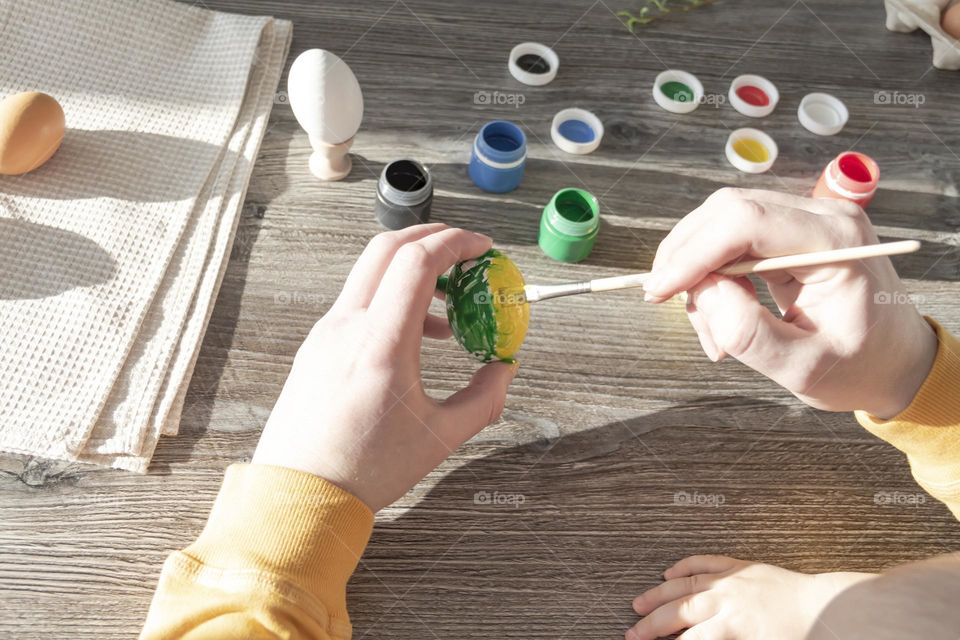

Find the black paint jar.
xmin=374 ymin=159 xmax=433 ymax=229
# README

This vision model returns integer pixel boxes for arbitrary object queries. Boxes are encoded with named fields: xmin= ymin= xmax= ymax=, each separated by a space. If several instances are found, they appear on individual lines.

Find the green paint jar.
xmin=538 ymin=188 xmax=600 ymax=263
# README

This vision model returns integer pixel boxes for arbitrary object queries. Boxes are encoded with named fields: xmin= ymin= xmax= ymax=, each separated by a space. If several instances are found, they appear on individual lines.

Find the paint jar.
xmin=539 ymin=188 xmax=600 ymax=263
xmin=469 ymin=120 xmax=527 ymax=193
xmin=728 ymin=74 xmax=779 ymax=118
xmin=725 ymin=128 xmax=778 ymax=174
xmin=653 ymin=70 xmax=704 ymax=114
xmin=508 ymin=42 xmax=559 ymax=86
xmin=374 ymin=159 xmax=433 ymax=229
xmin=798 ymin=93 xmax=848 ymax=136
xmin=551 ymin=107 xmax=604 ymax=155
xmin=813 ymin=151 xmax=879 ymax=207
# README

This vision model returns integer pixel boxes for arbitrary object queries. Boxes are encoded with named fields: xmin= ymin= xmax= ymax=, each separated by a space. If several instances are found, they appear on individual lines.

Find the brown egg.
xmin=0 ymin=91 xmax=65 ymax=175
xmin=943 ymin=3 xmax=960 ymax=40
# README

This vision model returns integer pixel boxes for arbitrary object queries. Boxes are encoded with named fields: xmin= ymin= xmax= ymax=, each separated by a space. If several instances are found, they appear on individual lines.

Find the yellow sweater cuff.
xmin=856 ymin=318 xmax=960 ymax=516
xmin=182 ymin=463 xmax=374 ymax=629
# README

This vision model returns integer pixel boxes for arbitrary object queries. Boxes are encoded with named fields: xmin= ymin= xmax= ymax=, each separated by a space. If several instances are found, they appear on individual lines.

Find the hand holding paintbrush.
xmin=441 ymin=190 xmax=937 ymax=419
xmin=595 ymin=190 xmax=937 ymax=419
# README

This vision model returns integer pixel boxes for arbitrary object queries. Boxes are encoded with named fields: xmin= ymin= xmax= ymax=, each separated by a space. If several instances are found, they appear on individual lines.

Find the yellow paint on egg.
xmin=486 ymin=252 xmax=529 ymax=360
xmin=732 ymin=137 xmax=769 ymax=164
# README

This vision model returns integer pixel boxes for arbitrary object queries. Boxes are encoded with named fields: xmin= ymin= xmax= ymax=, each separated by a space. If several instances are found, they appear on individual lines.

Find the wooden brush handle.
xmin=717 ymin=240 xmax=921 ymax=277
xmin=526 ymin=240 xmax=921 ymax=303
xmin=591 ymin=240 xmax=920 ymax=292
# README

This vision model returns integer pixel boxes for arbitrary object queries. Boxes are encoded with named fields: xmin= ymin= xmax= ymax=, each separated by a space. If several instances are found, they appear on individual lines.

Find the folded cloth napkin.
xmin=0 ymin=0 xmax=292 ymax=471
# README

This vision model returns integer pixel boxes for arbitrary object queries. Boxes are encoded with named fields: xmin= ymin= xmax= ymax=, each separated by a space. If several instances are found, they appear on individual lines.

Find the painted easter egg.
xmin=0 ymin=92 xmax=65 ymax=175
xmin=444 ymin=249 xmax=529 ymax=363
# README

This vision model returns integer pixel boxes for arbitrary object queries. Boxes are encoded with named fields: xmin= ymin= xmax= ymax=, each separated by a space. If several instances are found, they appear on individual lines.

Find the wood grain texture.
xmin=2 ymin=0 xmax=959 ymax=637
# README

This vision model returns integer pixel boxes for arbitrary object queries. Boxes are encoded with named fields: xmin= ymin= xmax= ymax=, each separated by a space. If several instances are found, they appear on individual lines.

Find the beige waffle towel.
xmin=0 ymin=0 xmax=292 ymax=471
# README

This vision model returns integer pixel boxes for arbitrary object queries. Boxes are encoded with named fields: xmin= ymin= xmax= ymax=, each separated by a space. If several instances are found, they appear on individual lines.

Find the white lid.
xmin=798 ymin=93 xmax=848 ymax=136
xmin=728 ymin=74 xmax=779 ymax=118
xmin=725 ymin=127 xmax=778 ymax=174
xmin=508 ymin=43 xmax=559 ymax=86
xmin=550 ymin=108 xmax=604 ymax=155
xmin=652 ymin=70 xmax=704 ymax=114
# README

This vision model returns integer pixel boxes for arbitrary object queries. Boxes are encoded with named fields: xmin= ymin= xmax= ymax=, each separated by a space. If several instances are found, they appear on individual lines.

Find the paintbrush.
xmin=521 ymin=239 xmax=921 ymax=303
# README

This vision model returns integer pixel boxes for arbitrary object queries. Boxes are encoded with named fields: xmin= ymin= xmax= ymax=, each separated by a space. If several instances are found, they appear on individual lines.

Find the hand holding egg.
xmin=0 ymin=91 xmax=65 ymax=175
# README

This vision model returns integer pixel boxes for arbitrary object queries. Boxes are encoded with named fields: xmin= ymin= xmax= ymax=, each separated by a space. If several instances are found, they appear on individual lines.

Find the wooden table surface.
xmin=3 ymin=0 xmax=959 ymax=637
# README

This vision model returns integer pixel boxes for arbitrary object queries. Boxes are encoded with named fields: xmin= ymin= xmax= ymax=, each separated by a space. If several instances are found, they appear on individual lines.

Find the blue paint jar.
xmin=468 ymin=120 xmax=526 ymax=193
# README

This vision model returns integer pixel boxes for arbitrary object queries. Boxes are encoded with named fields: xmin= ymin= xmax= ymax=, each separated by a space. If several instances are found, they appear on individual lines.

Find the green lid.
xmin=538 ymin=188 xmax=600 ymax=262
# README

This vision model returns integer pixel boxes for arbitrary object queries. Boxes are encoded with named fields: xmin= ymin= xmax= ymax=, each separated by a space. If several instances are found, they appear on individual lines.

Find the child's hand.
xmin=252 ymin=224 xmax=519 ymax=511
xmin=628 ymin=555 xmax=873 ymax=640
xmin=644 ymin=189 xmax=938 ymax=418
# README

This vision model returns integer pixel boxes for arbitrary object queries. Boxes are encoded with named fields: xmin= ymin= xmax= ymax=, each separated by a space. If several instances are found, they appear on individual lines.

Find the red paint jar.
xmin=812 ymin=152 xmax=879 ymax=208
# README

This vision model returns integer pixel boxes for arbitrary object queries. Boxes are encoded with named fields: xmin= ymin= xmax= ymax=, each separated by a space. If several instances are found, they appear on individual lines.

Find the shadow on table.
xmin=586 ymin=217 xmax=666 ymax=271
xmin=349 ymin=395 xmax=958 ymax=638
xmin=422 ymin=158 xmax=717 ymax=251
xmin=870 ymin=187 xmax=960 ymax=234
xmin=871 ymin=188 xmax=960 ymax=282
xmin=881 ymin=233 xmax=959 ymax=283
xmin=342 ymin=154 xmax=387 ymax=184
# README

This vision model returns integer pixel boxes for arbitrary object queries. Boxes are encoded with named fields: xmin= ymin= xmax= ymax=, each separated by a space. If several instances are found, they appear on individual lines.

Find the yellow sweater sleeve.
xmin=856 ymin=318 xmax=960 ymax=519
xmin=140 ymin=463 xmax=374 ymax=640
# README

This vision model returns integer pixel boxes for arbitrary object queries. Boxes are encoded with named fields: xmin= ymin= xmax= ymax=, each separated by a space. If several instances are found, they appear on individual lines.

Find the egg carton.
xmin=884 ymin=0 xmax=960 ymax=69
